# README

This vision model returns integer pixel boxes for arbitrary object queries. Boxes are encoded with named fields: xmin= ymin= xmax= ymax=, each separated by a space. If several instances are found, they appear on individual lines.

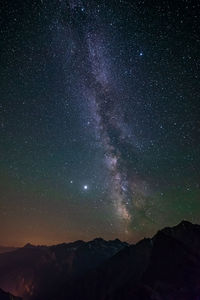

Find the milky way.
xmin=68 ymin=1 xmax=142 ymax=233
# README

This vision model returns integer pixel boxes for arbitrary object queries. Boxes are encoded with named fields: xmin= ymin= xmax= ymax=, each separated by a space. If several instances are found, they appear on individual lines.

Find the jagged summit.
xmin=21 ymin=237 xmax=127 ymax=249
xmin=1 ymin=221 xmax=200 ymax=300
xmin=178 ymin=219 xmax=193 ymax=227
xmin=23 ymin=243 xmax=35 ymax=248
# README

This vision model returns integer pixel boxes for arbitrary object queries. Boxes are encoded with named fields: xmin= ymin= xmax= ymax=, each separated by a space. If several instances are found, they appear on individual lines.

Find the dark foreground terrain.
xmin=1 ymin=221 xmax=200 ymax=300
xmin=0 ymin=288 xmax=21 ymax=300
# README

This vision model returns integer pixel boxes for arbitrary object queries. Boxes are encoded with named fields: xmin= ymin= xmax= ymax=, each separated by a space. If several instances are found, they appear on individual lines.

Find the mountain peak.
xmin=23 ymin=243 xmax=35 ymax=248
xmin=158 ymin=220 xmax=194 ymax=236
xmin=177 ymin=219 xmax=193 ymax=227
xmin=92 ymin=237 xmax=105 ymax=242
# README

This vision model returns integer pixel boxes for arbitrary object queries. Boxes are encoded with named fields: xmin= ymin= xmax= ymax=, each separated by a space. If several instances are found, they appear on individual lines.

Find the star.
xmin=1 ymin=0 xmax=199 ymax=246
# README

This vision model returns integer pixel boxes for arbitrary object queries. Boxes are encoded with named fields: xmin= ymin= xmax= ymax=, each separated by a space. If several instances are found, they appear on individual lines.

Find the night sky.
xmin=1 ymin=0 xmax=200 ymax=246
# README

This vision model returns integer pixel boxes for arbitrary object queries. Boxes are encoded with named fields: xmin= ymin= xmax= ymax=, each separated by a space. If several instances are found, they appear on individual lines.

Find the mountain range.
xmin=0 ymin=220 xmax=200 ymax=300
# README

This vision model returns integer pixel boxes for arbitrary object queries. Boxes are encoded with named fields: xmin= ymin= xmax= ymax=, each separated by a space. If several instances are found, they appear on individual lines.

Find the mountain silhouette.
xmin=0 ymin=238 xmax=127 ymax=299
xmin=1 ymin=221 xmax=200 ymax=300
xmin=65 ymin=220 xmax=200 ymax=300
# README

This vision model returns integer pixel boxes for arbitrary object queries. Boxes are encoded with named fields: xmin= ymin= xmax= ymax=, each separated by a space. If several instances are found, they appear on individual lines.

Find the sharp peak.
xmin=164 ymin=220 xmax=194 ymax=231
xmin=92 ymin=237 xmax=105 ymax=241
xmin=87 ymin=237 xmax=107 ymax=244
xmin=58 ymin=240 xmax=84 ymax=245
xmin=23 ymin=243 xmax=35 ymax=248
xmin=177 ymin=220 xmax=193 ymax=227
xmin=88 ymin=237 xmax=125 ymax=243
xmin=153 ymin=220 xmax=198 ymax=240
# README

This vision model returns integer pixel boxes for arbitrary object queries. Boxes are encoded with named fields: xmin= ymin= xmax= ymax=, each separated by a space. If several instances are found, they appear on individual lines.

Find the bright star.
xmin=83 ymin=185 xmax=88 ymax=190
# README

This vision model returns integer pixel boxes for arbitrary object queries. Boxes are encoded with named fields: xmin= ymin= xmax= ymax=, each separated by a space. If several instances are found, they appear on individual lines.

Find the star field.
xmin=0 ymin=0 xmax=200 ymax=246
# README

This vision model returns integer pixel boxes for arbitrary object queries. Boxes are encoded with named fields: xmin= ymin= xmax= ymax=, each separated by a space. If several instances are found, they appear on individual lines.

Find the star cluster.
xmin=0 ymin=0 xmax=200 ymax=245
